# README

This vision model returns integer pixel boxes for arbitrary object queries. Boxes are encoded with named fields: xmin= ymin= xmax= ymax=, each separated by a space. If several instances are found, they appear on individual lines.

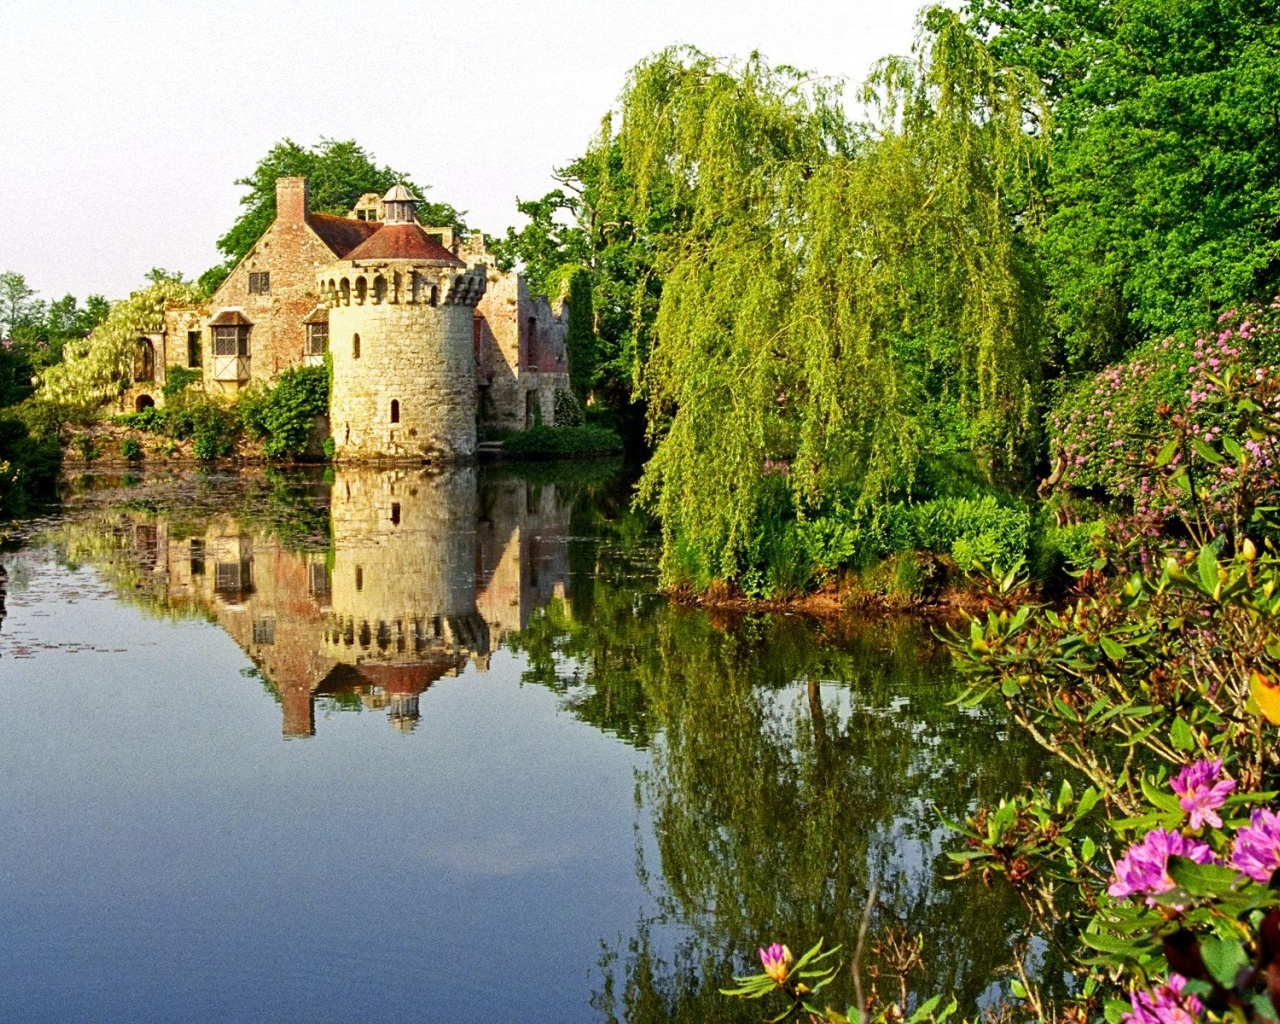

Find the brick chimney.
xmin=276 ymin=176 xmax=310 ymax=224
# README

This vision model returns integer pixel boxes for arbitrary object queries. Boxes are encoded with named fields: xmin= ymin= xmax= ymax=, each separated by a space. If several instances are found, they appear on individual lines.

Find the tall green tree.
xmin=202 ymin=138 xmax=468 ymax=295
xmin=620 ymin=13 xmax=1046 ymax=588
xmin=491 ymin=138 xmax=672 ymax=420
xmin=0 ymin=272 xmax=45 ymax=342
xmin=965 ymin=0 xmax=1280 ymax=371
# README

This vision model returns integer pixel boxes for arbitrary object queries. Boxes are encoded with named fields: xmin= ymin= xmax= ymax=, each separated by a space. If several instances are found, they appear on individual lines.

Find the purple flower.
xmin=1231 ymin=808 xmax=1280 ymax=883
xmin=1171 ymin=759 xmax=1236 ymax=829
xmin=1123 ymin=974 xmax=1203 ymax=1024
xmin=758 ymin=943 xmax=792 ymax=983
xmin=1109 ymin=829 xmax=1215 ymax=903
xmin=1133 ymin=978 xmax=1203 ymax=1024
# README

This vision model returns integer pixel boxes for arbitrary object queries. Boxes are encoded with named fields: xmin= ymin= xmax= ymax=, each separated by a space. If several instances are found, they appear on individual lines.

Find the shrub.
xmin=121 ymin=437 xmax=142 ymax=461
xmin=501 ymin=424 xmax=623 ymax=458
xmin=553 ymin=388 xmax=584 ymax=427
xmin=116 ymin=407 xmax=166 ymax=433
xmin=76 ymin=434 xmax=99 ymax=462
xmin=259 ymin=365 xmax=328 ymax=459
xmin=161 ymin=366 xmax=201 ymax=401
xmin=191 ymin=403 xmax=238 ymax=461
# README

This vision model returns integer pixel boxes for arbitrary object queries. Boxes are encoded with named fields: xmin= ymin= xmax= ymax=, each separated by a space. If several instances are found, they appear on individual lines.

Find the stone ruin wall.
xmin=472 ymin=262 xmax=571 ymax=431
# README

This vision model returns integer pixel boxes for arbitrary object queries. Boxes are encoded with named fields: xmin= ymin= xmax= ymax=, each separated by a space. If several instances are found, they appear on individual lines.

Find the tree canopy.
xmin=201 ymin=138 xmax=468 ymax=295
xmin=964 ymin=0 xmax=1280 ymax=371
xmin=612 ymin=14 xmax=1046 ymax=586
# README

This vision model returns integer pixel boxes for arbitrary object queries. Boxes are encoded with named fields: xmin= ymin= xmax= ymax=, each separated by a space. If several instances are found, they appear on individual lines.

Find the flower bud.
xmin=758 ymin=943 xmax=793 ymax=984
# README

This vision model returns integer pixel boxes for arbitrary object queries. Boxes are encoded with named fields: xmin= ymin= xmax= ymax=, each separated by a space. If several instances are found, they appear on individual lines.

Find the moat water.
xmin=0 ymin=462 xmax=1054 ymax=1023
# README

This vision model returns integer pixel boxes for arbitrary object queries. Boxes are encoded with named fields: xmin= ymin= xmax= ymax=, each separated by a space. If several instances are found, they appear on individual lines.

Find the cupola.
xmin=382 ymin=184 xmax=419 ymax=225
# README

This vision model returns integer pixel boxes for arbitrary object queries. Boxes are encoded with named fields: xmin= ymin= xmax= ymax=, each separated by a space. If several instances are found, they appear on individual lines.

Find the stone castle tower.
xmin=321 ymin=185 xmax=488 ymax=462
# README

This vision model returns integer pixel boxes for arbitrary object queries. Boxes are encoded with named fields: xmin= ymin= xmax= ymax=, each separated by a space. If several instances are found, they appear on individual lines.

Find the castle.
xmin=92 ymin=466 xmax=572 ymax=737
xmin=126 ymin=177 xmax=572 ymax=460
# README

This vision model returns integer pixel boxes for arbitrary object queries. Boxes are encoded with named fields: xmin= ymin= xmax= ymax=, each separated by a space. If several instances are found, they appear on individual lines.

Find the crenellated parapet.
xmin=321 ymin=185 xmax=486 ymax=463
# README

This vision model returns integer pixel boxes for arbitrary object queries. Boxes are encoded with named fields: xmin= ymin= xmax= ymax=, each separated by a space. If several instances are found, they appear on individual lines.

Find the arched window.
xmin=135 ymin=394 xmax=155 ymax=412
xmin=135 ymin=338 xmax=155 ymax=382
xmin=429 ymin=285 xmax=439 ymax=307
xmin=353 ymin=333 xmax=361 ymax=359
xmin=355 ymin=277 xmax=367 ymax=304
xmin=390 ymin=399 xmax=400 ymax=424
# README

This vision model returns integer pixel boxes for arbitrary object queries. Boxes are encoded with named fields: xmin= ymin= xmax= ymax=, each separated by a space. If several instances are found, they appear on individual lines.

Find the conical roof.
xmin=382 ymin=183 xmax=419 ymax=203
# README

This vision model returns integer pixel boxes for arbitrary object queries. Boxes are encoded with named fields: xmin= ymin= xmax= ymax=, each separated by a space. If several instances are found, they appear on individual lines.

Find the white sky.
xmin=0 ymin=0 xmax=922 ymax=303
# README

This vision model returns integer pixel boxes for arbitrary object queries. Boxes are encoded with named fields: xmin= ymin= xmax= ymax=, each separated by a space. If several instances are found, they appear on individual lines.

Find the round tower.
xmin=321 ymin=185 xmax=487 ymax=462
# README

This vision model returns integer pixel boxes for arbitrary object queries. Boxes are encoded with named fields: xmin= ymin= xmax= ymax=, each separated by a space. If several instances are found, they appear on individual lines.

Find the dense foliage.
xmin=499 ymin=423 xmax=622 ymax=458
xmin=37 ymin=278 xmax=200 ymax=410
xmin=612 ymin=16 xmax=1045 ymax=589
xmin=202 ymin=138 xmax=467 ymax=295
xmin=0 ymin=271 xmax=110 ymax=515
xmin=963 ymin=0 xmax=1280 ymax=372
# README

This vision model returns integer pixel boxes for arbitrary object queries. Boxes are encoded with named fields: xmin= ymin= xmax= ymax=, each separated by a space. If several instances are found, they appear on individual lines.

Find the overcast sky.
xmin=0 ymin=0 xmax=923 ymax=303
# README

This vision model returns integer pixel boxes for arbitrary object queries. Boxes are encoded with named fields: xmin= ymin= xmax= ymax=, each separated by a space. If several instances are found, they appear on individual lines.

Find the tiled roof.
xmin=308 ymin=213 xmax=380 ymax=258
xmin=208 ymin=308 xmax=252 ymax=326
xmin=343 ymin=223 xmax=464 ymax=264
xmin=302 ymin=305 xmax=329 ymax=325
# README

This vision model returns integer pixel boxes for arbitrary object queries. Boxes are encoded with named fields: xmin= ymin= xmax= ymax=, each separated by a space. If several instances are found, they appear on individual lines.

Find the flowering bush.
xmin=1050 ymin=301 xmax=1280 ymax=543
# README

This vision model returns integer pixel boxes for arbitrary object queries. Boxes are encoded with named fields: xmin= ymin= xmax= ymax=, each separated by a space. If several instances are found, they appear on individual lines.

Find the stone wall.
xmin=203 ymin=178 xmax=336 ymax=395
xmin=471 ymin=258 xmax=572 ymax=431
xmin=327 ymin=264 xmax=485 ymax=462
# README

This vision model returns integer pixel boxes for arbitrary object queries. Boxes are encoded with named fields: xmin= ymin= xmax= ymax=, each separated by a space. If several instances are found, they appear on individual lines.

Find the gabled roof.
xmin=303 ymin=305 xmax=329 ymax=325
xmin=307 ymin=213 xmax=381 ymax=258
xmin=343 ymin=222 xmax=465 ymax=264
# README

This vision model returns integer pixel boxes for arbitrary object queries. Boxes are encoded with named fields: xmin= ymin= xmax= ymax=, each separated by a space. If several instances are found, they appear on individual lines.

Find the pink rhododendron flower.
xmin=1122 ymin=974 xmax=1203 ymax=1024
xmin=1109 ymin=829 xmax=1215 ymax=903
xmin=1231 ymin=808 xmax=1280 ymax=883
xmin=1171 ymin=759 xmax=1236 ymax=829
xmin=758 ymin=943 xmax=792 ymax=983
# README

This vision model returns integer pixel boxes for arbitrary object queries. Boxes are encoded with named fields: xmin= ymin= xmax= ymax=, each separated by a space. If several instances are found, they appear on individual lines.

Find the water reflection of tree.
xmin=511 ymin=573 xmax=1058 ymax=1022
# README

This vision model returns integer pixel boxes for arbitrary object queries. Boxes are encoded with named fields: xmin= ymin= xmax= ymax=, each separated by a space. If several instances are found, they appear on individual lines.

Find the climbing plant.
xmin=36 ymin=279 xmax=200 ymax=410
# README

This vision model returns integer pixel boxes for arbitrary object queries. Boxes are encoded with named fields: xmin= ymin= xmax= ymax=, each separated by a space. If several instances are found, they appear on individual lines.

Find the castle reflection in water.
xmin=112 ymin=467 xmax=570 ymax=737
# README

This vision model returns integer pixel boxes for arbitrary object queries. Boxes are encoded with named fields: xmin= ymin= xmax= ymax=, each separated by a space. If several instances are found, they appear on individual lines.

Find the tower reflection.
xmin=95 ymin=467 xmax=571 ymax=736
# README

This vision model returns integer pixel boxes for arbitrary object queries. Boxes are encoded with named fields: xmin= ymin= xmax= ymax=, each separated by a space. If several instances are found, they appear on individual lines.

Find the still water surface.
xmin=0 ymin=462 xmax=1049 ymax=1023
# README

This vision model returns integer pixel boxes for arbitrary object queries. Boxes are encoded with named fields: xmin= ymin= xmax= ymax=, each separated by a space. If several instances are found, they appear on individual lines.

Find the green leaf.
xmin=1200 ymin=936 xmax=1249 ymax=988
xmin=1104 ymin=1000 xmax=1130 ymax=1024
xmin=1009 ymin=979 xmax=1027 ymax=1000
xmin=1076 ymin=786 xmax=1102 ymax=819
xmin=1081 ymin=836 xmax=1097 ymax=863
xmin=1100 ymin=635 xmax=1126 ymax=661
xmin=1154 ymin=440 xmax=1178 ymax=467
xmin=1170 ymin=716 xmax=1196 ymax=752
xmin=1197 ymin=545 xmax=1220 ymax=594
xmin=1223 ymin=436 xmax=1244 ymax=460
xmin=1166 ymin=857 xmax=1243 ymax=897
xmin=1140 ymin=775 xmax=1184 ymax=813
xmin=1057 ymin=778 xmax=1074 ymax=813
xmin=906 ymin=994 xmax=943 ymax=1024
xmin=1192 ymin=438 xmax=1224 ymax=464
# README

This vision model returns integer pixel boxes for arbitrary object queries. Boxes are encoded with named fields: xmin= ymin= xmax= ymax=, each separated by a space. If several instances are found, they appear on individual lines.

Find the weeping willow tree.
xmin=36 ymin=279 xmax=201 ymax=409
xmin=625 ymin=9 xmax=1047 ymax=587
